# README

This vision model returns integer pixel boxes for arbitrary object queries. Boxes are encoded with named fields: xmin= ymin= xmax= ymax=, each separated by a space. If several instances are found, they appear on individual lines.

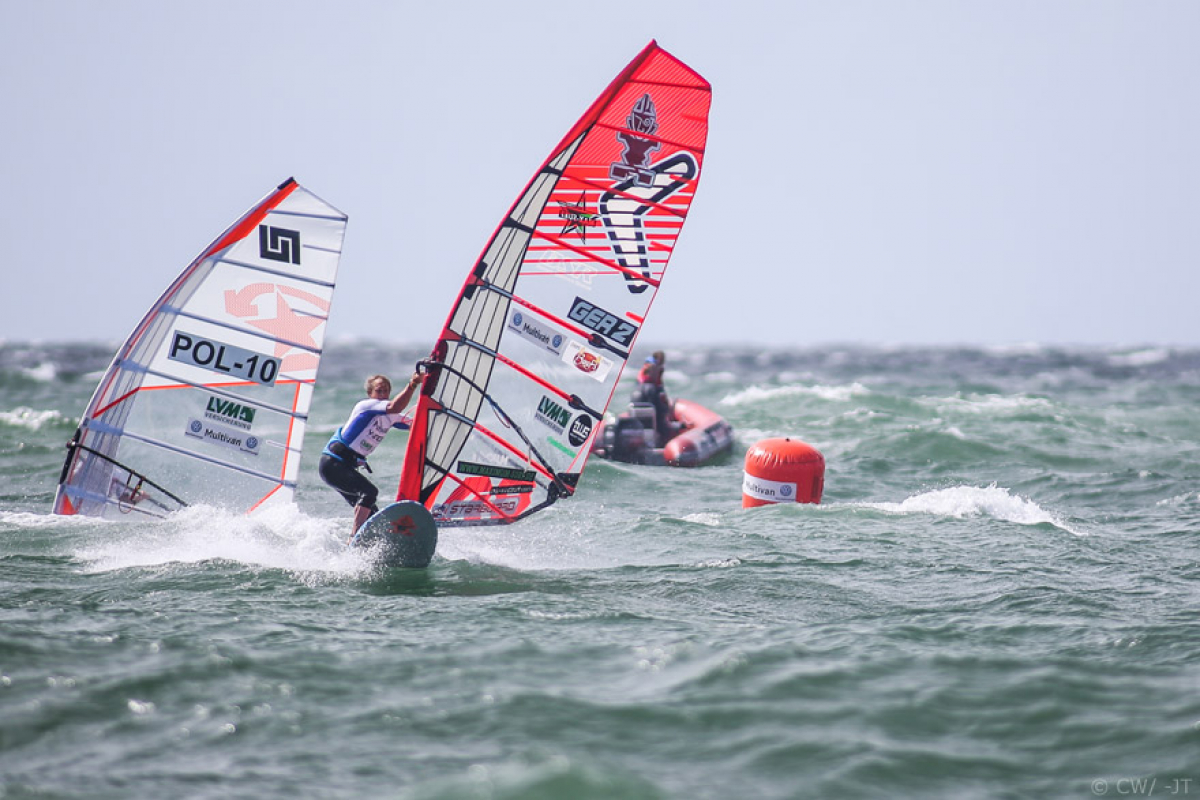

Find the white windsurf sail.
xmin=397 ymin=41 xmax=711 ymax=526
xmin=54 ymin=178 xmax=347 ymax=518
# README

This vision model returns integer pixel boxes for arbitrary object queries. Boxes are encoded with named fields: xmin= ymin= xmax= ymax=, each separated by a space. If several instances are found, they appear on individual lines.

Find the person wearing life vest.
xmin=319 ymin=372 xmax=421 ymax=539
xmin=631 ymin=350 xmax=676 ymax=445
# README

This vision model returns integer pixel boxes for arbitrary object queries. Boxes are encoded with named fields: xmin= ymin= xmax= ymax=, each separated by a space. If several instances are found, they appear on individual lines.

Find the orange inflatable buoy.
xmin=742 ymin=438 xmax=825 ymax=507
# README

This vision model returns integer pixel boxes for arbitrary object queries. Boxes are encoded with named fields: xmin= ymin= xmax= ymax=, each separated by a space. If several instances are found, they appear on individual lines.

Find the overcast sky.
xmin=3 ymin=1 xmax=1197 ymax=347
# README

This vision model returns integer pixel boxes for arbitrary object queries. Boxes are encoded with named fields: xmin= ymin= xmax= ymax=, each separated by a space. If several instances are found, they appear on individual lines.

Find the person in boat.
xmin=319 ymin=372 xmax=422 ymax=540
xmin=631 ymin=350 xmax=677 ymax=445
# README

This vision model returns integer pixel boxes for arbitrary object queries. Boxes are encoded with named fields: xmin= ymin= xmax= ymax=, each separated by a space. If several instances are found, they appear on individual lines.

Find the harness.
xmin=323 ymin=438 xmax=371 ymax=472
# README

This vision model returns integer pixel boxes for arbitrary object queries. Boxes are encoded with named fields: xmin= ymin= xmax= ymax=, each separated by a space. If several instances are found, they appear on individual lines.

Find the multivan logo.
xmin=508 ymin=311 xmax=565 ymax=355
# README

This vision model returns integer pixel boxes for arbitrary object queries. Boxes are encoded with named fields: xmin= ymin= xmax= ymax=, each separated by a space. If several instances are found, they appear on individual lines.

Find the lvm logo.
xmin=258 ymin=225 xmax=301 ymax=265
xmin=205 ymin=396 xmax=256 ymax=430
xmin=534 ymin=395 xmax=571 ymax=433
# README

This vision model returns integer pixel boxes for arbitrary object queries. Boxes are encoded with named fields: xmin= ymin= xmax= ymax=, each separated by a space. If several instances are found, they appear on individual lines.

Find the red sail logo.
xmin=223 ymin=283 xmax=329 ymax=374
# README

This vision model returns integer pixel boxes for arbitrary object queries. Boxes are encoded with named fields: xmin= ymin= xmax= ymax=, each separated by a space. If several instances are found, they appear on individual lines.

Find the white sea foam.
xmin=926 ymin=393 xmax=1056 ymax=416
xmin=1108 ymin=348 xmax=1171 ymax=367
xmin=435 ymin=509 xmax=622 ymax=571
xmin=859 ymin=484 xmax=1083 ymax=535
xmin=72 ymin=503 xmax=369 ymax=578
xmin=0 ymin=407 xmax=66 ymax=430
xmin=982 ymin=342 xmax=1046 ymax=355
xmin=0 ymin=510 xmax=83 ymax=529
xmin=20 ymin=362 xmax=58 ymax=382
xmin=1156 ymin=492 xmax=1196 ymax=507
xmin=720 ymin=382 xmax=870 ymax=407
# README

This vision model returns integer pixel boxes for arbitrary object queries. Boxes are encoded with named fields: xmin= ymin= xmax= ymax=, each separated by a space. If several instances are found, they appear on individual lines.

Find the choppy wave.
xmin=923 ymin=393 xmax=1058 ymax=417
xmin=4 ymin=340 xmax=1200 ymax=800
xmin=19 ymin=362 xmax=58 ymax=382
xmin=69 ymin=503 xmax=370 ymax=580
xmin=0 ymin=407 xmax=67 ymax=430
xmin=720 ymin=382 xmax=871 ymax=406
xmin=1107 ymin=347 xmax=1173 ymax=367
xmin=856 ymin=484 xmax=1084 ymax=535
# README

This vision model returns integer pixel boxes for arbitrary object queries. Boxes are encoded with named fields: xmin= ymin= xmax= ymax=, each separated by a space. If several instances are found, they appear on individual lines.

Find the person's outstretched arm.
xmin=386 ymin=372 xmax=422 ymax=415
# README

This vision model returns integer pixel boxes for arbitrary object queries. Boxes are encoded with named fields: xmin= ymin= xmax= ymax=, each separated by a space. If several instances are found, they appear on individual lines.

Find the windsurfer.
xmin=319 ymin=372 xmax=422 ymax=539
xmin=631 ymin=351 xmax=677 ymax=445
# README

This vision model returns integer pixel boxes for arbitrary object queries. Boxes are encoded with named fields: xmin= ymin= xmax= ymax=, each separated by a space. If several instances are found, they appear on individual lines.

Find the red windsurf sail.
xmin=398 ymin=41 xmax=711 ymax=526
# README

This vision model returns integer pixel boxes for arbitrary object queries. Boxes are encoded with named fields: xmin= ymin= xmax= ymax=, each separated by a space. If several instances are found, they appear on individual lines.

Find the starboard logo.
xmin=609 ymin=93 xmax=661 ymax=188
xmin=568 ymin=414 xmax=593 ymax=448
xmin=556 ymin=191 xmax=601 ymax=243
xmin=434 ymin=497 xmax=521 ymax=519
xmin=601 ymin=152 xmax=698 ymax=296
xmin=205 ymin=396 xmax=256 ymax=430
xmin=567 ymin=297 xmax=638 ymax=346
xmin=601 ymin=93 xmax=699 ymax=296
xmin=535 ymin=395 xmax=571 ymax=433
xmin=258 ymin=225 xmax=301 ymax=265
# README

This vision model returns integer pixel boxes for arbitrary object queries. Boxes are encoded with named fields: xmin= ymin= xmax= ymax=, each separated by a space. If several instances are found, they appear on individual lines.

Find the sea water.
xmin=2 ymin=341 xmax=1198 ymax=799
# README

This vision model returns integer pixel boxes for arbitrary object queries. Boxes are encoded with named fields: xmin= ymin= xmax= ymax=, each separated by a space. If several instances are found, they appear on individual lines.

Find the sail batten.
xmin=397 ymin=42 xmax=710 ymax=527
xmin=54 ymin=179 xmax=347 ymax=518
xmin=216 ymin=257 xmax=338 ymax=287
xmin=162 ymin=307 xmax=328 ymax=354
xmin=104 ymin=428 xmax=302 ymax=485
xmin=116 ymin=368 xmax=314 ymax=418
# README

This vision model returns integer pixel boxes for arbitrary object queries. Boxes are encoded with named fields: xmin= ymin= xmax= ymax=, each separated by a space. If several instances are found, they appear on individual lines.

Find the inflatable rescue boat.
xmin=591 ymin=398 xmax=734 ymax=467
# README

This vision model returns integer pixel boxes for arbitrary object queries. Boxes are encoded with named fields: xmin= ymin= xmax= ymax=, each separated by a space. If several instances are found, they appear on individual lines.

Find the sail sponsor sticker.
xmin=258 ymin=225 xmax=301 ymax=265
xmin=490 ymin=484 xmax=533 ymax=496
xmin=185 ymin=418 xmax=261 ymax=456
xmin=205 ymin=396 xmax=256 ymax=430
xmin=555 ymin=191 xmax=601 ymax=243
xmin=562 ymin=341 xmax=614 ymax=382
xmin=567 ymin=414 xmax=593 ymax=447
xmin=169 ymin=332 xmax=280 ymax=386
xmin=609 ymin=93 xmax=661 ymax=188
xmin=567 ymin=297 xmax=638 ymax=346
xmin=433 ymin=497 xmax=521 ymax=520
xmin=457 ymin=461 xmax=535 ymax=483
xmin=507 ymin=311 xmax=564 ymax=355
xmin=741 ymin=473 xmax=796 ymax=504
xmin=534 ymin=395 xmax=571 ymax=433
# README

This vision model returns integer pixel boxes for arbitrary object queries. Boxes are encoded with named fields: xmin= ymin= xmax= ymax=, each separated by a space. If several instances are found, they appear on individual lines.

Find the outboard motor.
xmin=628 ymin=402 xmax=657 ymax=431
xmin=611 ymin=415 xmax=651 ymax=461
